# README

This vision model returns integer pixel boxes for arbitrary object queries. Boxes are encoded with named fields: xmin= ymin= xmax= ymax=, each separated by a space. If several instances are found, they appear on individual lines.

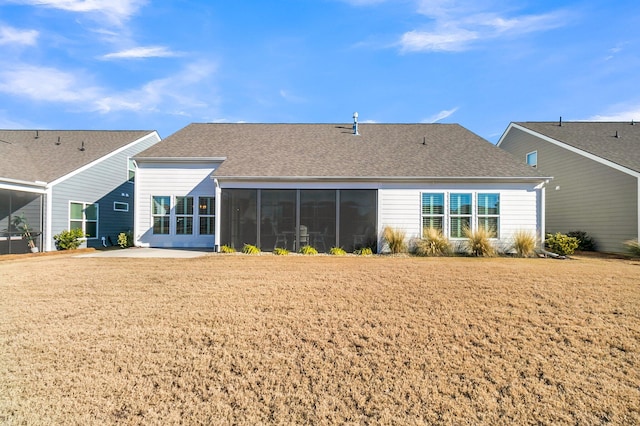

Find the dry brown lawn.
xmin=1 ymin=253 xmax=639 ymax=425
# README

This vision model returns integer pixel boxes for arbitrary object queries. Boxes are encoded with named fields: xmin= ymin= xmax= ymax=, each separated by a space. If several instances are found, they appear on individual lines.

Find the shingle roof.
xmin=514 ymin=121 xmax=640 ymax=173
xmin=0 ymin=130 xmax=156 ymax=183
xmin=137 ymin=123 xmax=544 ymax=180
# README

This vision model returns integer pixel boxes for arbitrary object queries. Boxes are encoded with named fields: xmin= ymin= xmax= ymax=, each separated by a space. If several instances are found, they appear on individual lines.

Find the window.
xmin=449 ymin=193 xmax=472 ymax=238
xmin=421 ymin=193 xmax=444 ymax=235
xmin=128 ymin=158 xmax=136 ymax=182
xmin=526 ymin=151 xmax=537 ymax=168
xmin=152 ymin=196 xmax=170 ymax=234
xmin=175 ymin=196 xmax=194 ymax=235
xmin=477 ymin=193 xmax=500 ymax=238
xmin=114 ymin=201 xmax=129 ymax=212
xmin=70 ymin=202 xmax=98 ymax=239
xmin=199 ymin=196 xmax=215 ymax=235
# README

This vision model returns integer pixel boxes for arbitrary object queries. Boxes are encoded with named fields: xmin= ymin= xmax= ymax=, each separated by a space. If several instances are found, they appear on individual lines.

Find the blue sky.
xmin=0 ymin=0 xmax=638 ymax=142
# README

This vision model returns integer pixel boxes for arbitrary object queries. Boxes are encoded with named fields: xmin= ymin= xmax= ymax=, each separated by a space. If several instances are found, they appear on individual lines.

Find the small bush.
xmin=464 ymin=227 xmax=496 ymax=257
xmin=382 ymin=226 xmax=407 ymax=254
xmin=624 ymin=240 xmax=640 ymax=257
xmin=512 ymin=230 xmax=537 ymax=258
xmin=220 ymin=245 xmax=235 ymax=253
xmin=355 ymin=247 xmax=373 ymax=256
xmin=53 ymin=228 xmax=85 ymax=250
xmin=329 ymin=247 xmax=347 ymax=256
xmin=413 ymin=227 xmax=451 ymax=257
xmin=273 ymin=247 xmax=289 ymax=256
xmin=299 ymin=245 xmax=318 ymax=255
xmin=566 ymin=231 xmax=597 ymax=251
xmin=117 ymin=230 xmax=133 ymax=248
xmin=545 ymin=232 xmax=579 ymax=256
xmin=242 ymin=244 xmax=260 ymax=254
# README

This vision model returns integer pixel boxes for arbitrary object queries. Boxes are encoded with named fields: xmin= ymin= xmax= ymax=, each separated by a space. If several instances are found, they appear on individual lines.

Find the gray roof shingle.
xmin=514 ymin=121 xmax=640 ymax=173
xmin=0 ymin=130 xmax=155 ymax=183
xmin=137 ymin=123 xmax=544 ymax=180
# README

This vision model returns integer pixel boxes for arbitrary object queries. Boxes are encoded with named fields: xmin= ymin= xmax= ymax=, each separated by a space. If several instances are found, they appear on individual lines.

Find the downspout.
xmin=214 ymin=179 xmax=221 ymax=252
xmin=45 ymin=185 xmax=53 ymax=251
xmin=540 ymin=184 xmax=546 ymax=249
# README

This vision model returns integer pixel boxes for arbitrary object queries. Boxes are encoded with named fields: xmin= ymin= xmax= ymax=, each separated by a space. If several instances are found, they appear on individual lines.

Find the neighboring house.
xmin=498 ymin=121 xmax=640 ymax=253
xmin=0 ymin=130 xmax=161 ymax=254
xmin=134 ymin=120 xmax=549 ymax=253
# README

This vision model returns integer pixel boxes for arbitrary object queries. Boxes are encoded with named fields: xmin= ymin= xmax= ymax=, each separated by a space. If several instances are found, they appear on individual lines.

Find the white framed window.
xmin=175 ymin=196 xmax=194 ymax=235
xmin=128 ymin=158 xmax=136 ymax=183
xmin=70 ymin=201 xmax=98 ymax=239
xmin=421 ymin=193 xmax=444 ymax=236
xmin=152 ymin=196 xmax=170 ymax=235
xmin=114 ymin=201 xmax=129 ymax=212
xmin=198 ymin=196 xmax=215 ymax=235
xmin=449 ymin=193 xmax=472 ymax=238
xmin=477 ymin=193 xmax=500 ymax=238
xmin=526 ymin=151 xmax=537 ymax=168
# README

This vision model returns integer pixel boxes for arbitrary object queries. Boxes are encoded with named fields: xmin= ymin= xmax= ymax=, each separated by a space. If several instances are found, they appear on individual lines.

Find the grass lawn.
xmin=1 ymin=253 xmax=639 ymax=424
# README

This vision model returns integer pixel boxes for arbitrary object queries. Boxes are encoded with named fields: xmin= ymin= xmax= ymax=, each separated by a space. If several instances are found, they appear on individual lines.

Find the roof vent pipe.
xmin=559 ymin=116 xmax=562 ymax=127
xmin=615 ymin=130 xmax=619 ymax=138
xmin=353 ymin=112 xmax=360 ymax=136
xmin=35 ymin=130 xmax=39 ymax=139
xmin=55 ymin=136 xmax=61 ymax=145
xmin=79 ymin=141 xmax=85 ymax=151
xmin=632 ymin=120 xmax=635 ymax=125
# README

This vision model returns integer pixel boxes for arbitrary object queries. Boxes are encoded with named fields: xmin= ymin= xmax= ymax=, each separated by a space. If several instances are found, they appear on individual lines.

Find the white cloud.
xmin=0 ymin=61 xmax=218 ymax=117
xmin=279 ymin=89 xmax=306 ymax=103
xmin=101 ymin=46 xmax=181 ymax=60
xmin=0 ymin=65 xmax=100 ymax=102
xmin=422 ymin=107 xmax=459 ymax=123
xmin=590 ymin=106 xmax=640 ymax=122
xmin=399 ymin=1 xmax=566 ymax=52
xmin=0 ymin=25 xmax=39 ymax=46
xmin=10 ymin=0 xmax=147 ymax=25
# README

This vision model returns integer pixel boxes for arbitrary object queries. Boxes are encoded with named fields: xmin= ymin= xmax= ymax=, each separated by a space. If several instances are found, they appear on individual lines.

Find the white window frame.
xmin=127 ymin=157 xmax=136 ymax=183
xmin=175 ymin=196 xmax=194 ymax=235
xmin=449 ymin=192 xmax=473 ymax=239
xmin=526 ymin=151 xmax=537 ymax=168
xmin=113 ymin=201 xmax=129 ymax=212
xmin=198 ymin=196 xmax=216 ymax=236
xmin=476 ymin=193 xmax=500 ymax=239
xmin=420 ymin=192 xmax=445 ymax=237
xmin=69 ymin=201 xmax=99 ymax=240
xmin=152 ymin=196 xmax=171 ymax=235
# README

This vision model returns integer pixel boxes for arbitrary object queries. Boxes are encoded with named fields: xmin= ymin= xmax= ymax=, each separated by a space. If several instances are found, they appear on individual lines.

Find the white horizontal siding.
xmin=379 ymin=184 xmax=542 ymax=251
xmin=136 ymin=162 xmax=219 ymax=248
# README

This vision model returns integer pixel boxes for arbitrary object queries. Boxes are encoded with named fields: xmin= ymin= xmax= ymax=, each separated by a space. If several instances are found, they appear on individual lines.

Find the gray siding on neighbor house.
xmin=500 ymin=127 xmax=638 ymax=253
xmin=49 ymin=134 xmax=160 ymax=250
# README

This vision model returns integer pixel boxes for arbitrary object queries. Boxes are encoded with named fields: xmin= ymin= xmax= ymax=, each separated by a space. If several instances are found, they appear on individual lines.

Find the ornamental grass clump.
xmin=273 ymin=247 xmax=289 ymax=256
xmin=220 ymin=245 xmax=235 ymax=253
xmin=242 ymin=244 xmax=260 ymax=255
xmin=382 ymin=226 xmax=407 ymax=254
xmin=463 ymin=226 xmax=496 ymax=257
xmin=511 ymin=230 xmax=537 ymax=258
xmin=299 ymin=245 xmax=318 ymax=255
xmin=624 ymin=239 xmax=640 ymax=257
xmin=329 ymin=247 xmax=346 ymax=256
xmin=413 ymin=227 xmax=451 ymax=257
xmin=355 ymin=247 xmax=373 ymax=256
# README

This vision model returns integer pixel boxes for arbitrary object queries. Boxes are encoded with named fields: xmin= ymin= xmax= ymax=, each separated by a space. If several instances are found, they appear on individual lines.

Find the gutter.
xmin=211 ymin=175 xmax=552 ymax=184
xmin=134 ymin=157 xmax=227 ymax=163
xmin=0 ymin=177 xmax=48 ymax=193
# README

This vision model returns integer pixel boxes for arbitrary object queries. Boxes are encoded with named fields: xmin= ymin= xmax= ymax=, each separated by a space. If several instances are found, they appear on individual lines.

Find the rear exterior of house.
xmin=0 ymin=130 xmax=161 ymax=253
xmin=134 ymin=122 xmax=548 ymax=253
xmin=498 ymin=121 xmax=640 ymax=253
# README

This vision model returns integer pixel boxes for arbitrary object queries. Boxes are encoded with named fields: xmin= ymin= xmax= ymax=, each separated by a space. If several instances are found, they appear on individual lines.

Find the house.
xmin=497 ymin=121 xmax=640 ymax=253
xmin=0 ymin=130 xmax=161 ymax=254
xmin=133 ymin=119 xmax=549 ymax=253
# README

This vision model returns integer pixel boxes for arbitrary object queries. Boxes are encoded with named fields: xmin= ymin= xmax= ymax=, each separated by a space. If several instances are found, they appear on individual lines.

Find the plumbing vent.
xmin=352 ymin=112 xmax=360 ymax=136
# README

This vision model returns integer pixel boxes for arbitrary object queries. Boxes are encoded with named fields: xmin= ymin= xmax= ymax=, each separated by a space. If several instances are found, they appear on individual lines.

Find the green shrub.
xmin=242 ymin=244 xmax=260 ymax=254
xmin=299 ymin=245 xmax=318 ymax=255
xmin=413 ymin=227 xmax=451 ymax=257
xmin=512 ymin=230 xmax=536 ymax=258
xmin=545 ymin=232 xmax=579 ymax=256
xmin=624 ymin=240 xmax=640 ymax=257
xmin=117 ymin=230 xmax=133 ymax=248
xmin=220 ymin=245 xmax=236 ymax=253
xmin=382 ymin=226 xmax=407 ymax=254
xmin=566 ymin=231 xmax=597 ymax=251
xmin=53 ymin=228 xmax=85 ymax=250
xmin=329 ymin=247 xmax=347 ymax=256
xmin=354 ymin=247 xmax=373 ymax=256
xmin=273 ymin=247 xmax=289 ymax=256
xmin=463 ymin=226 xmax=496 ymax=257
